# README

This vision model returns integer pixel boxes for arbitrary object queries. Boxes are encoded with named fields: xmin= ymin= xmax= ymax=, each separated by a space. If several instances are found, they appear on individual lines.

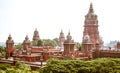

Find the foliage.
xmin=0 ymin=46 xmax=5 ymax=58
xmin=15 ymin=62 xmax=31 ymax=70
xmin=42 ymin=39 xmax=57 ymax=47
xmin=32 ymin=39 xmax=57 ymax=47
xmin=75 ymin=43 xmax=81 ymax=51
xmin=53 ymin=38 xmax=59 ymax=46
xmin=38 ymin=58 xmax=120 ymax=73
xmin=32 ymin=40 xmax=43 ymax=46
xmin=2 ymin=58 xmax=120 ymax=73
xmin=32 ymin=41 xmax=38 ymax=46
xmin=37 ymin=40 xmax=43 ymax=46
xmin=0 ymin=62 xmax=38 ymax=73
xmin=15 ymin=43 xmax=22 ymax=49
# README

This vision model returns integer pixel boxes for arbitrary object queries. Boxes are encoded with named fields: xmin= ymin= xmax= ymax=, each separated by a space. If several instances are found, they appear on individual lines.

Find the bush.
xmin=1 ymin=58 xmax=120 ymax=73
xmin=15 ymin=62 xmax=31 ymax=70
xmin=38 ymin=58 xmax=120 ymax=73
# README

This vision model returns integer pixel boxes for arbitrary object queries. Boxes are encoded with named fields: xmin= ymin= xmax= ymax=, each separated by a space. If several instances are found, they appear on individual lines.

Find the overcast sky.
xmin=0 ymin=0 xmax=120 ymax=43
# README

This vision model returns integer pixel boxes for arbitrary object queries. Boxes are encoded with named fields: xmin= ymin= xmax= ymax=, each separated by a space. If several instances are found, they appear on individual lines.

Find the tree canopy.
xmin=38 ymin=58 xmax=120 ymax=73
xmin=15 ymin=43 xmax=22 ymax=49
xmin=32 ymin=39 xmax=57 ymax=47
xmin=42 ymin=39 xmax=57 ymax=47
xmin=0 ymin=46 xmax=5 ymax=58
xmin=1 ymin=56 xmax=120 ymax=73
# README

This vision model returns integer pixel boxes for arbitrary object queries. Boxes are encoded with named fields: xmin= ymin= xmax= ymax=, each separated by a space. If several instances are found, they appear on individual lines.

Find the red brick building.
xmin=82 ymin=3 xmax=103 ymax=49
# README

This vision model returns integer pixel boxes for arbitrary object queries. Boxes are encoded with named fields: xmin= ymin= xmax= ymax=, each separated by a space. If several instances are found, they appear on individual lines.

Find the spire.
xmin=68 ymin=30 xmax=70 ymax=35
xmin=67 ymin=30 xmax=72 ymax=40
xmin=25 ymin=35 xmax=29 ymax=40
xmin=59 ymin=29 xmax=65 ymax=40
xmin=8 ymin=34 xmax=12 ymax=40
xmin=88 ymin=2 xmax=94 ymax=13
xmin=9 ymin=34 xmax=11 ymax=37
xmin=35 ymin=28 xmax=37 ymax=31
xmin=60 ymin=29 xmax=63 ymax=34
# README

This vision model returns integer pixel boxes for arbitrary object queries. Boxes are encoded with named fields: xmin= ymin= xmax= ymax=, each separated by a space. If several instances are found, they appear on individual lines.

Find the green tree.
xmin=53 ymin=38 xmax=59 ymax=46
xmin=32 ymin=41 xmax=38 ymax=46
xmin=15 ymin=43 xmax=22 ymax=49
xmin=76 ymin=43 xmax=81 ymax=51
xmin=42 ymin=39 xmax=57 ymax=47
xmin=37 ymin=40 xmax=43 ymax=46
xmin=0 ymin=46 xmax=5 ymax=58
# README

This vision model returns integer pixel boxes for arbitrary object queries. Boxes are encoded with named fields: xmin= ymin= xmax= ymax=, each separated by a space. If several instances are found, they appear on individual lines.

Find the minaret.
xmin=23 ymin=35 xmax=31 ymax=51
xmin=83 ymin=3 xmax=102 ymax=49
xmin=6 ymin=34 xmax=15 ymax=59
xmin=22 ymin=35 xmax=31 ymax=55
xmin=33 ymin=28 xmax=40 ymax=41
xmin=59 ymin=30 xmax=65 ymax=48
xmin=64 ymin=31 xmax=75 ymax=58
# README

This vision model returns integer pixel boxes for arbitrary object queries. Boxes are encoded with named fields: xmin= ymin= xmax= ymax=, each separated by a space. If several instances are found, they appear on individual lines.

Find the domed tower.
xmin=82 ymin=33 xmax=93 ymax=59
xmin=23 ymin=35 xmax=31 ymax=51
xmin=83 ymin=3 xmax=103 ymax=49
xmin=6 ymin=34 xmax=15 ymax=59
xmin=33 ymin=28 xmax=40 ymax=41
xmin=64 ymin=31 xmax=75 ymax=58
xmin=59 ymin=30 xmax=65 ymax=48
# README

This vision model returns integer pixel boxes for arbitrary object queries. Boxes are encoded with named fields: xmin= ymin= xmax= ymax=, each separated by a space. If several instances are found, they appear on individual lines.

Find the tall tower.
xmin=82 ymin=3 xmax=102 ymax=49
xmin=59 ymin=30 xmax=65 ymax=48
xmin=64 ymin=31 xmax=75 ymax=58
xmin=6 ymin=34 xmax=15 ymax=59
xmin=33 ymin=28 xmax=40 ymax=41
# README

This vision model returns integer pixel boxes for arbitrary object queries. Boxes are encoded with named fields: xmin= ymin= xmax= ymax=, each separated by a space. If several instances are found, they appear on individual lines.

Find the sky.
xmin=0 ymin=0 xmax=120 ymax=43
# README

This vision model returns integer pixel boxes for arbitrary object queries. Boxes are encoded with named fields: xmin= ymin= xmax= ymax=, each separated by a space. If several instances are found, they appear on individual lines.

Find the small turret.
xmin=88 ymin=3 xmax=94 ymax=13
xmin=23 ymin=35 xmax=31 ymax=50
xmin=6 ymin=34 xmax=15 ymax=59
xmin=64 ymin=31 xmax=75 ymax=58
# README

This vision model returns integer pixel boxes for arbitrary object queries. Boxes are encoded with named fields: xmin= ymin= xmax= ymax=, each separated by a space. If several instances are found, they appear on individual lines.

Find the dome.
xmin=66 ymin=32 xmax=72 ymax=40
xmin=25 ymin=35 xmax=29 ymax=40
xmin=23 ymin=35 xmax=31 ymax=44
xmin=8 ymin=34 xmax=12 ymax=40
xmin=6 ymin=34 xmax=14 ymax=44
xmin=33 ymin=28 xmax=39 ymax=36
xmin=64 ymin=31 xmax=74 ymax=44
xmin=83 ymin=34 xmax=91 ymax=43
